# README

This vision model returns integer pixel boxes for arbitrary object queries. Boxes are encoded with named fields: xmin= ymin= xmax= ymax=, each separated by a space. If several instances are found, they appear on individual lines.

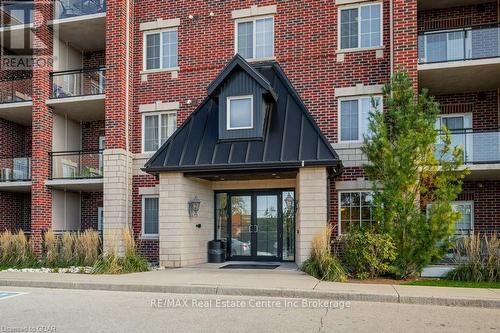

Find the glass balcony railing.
xmin=50 ymin=150 xmax=103 ymax=179
xmin=0 ymin=77 xmax=32 ymax=104
xmin=437 ymin=129 xmax=500 ymax=164
xmin=50 ymin=67 xmax=105 ymax=98
xmin=0 ymin=1 xmax=34 ymax=27
xmin=418 ymin=23 xmax=500 ymax=64
xmin=54 ymin=0 xmax=106 ymax=20
xmin=0 ymin=156 xmax=31 ymax=182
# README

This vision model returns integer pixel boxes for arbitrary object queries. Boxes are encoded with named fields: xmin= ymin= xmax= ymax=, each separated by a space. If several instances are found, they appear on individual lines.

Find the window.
xmin=142 ymin=196 xmax=159 ymax=237
xmin=435 ymin=114 xmax=472 ymax=162
xmin=236 ymin=17 xmax=274 ymax=59
xmin=427 ymin=201 xmax=473 ymax=235
xmin=227 ymin=96 xmax=253 ymax=130
xmin=339 ymin=191 xmax=374 ymax=234
xmin=144 ymin=29 xmax=178 ymax=70
xmin=339 ymin=96 xmax=381 ymax=142
xmin=143 ymin=112 xmax=177 ymax=153
xmin=97 ymin=207 xmax=103 ymax=232
xmin=339 ymin=3 xmax=382 ymax=50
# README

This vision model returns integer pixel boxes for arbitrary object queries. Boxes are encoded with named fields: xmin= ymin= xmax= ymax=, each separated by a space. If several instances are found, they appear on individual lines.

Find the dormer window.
xmin=227 ymin=95 xmax=254 ymax=130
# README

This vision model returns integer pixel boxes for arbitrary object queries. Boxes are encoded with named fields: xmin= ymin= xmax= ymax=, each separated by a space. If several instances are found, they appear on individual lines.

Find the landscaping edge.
xmin=0 ymin=278 xmax=498 ymax=309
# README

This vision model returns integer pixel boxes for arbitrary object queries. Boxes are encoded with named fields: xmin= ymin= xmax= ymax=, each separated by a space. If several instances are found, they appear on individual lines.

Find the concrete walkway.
xmin=0 ymin=263 xmax=498 ymax=308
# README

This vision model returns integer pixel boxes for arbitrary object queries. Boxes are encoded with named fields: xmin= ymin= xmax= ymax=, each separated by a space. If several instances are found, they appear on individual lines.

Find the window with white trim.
xmin=339 ymin=96 xmax=381 ymax=142
xmin=339 ymin=191 xmax=375 ymax=234
xmin=144 ymin=29 xmax=178 ymax=70
xmin=235 ymin=16 xmax=274 ymax=60
xmin=339 ymin=3 xmax=382 ymax=50
xmin=142 ymin=196 xmax=159 ymax=236
xmin=227 ymin=95 xmax=253 ymax=130
xmin=143 ymin=112 xmax=177 ymax=153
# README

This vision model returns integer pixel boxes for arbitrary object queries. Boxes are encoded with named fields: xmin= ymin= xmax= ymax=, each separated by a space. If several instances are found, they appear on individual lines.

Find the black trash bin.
xmin=208 ymin=240 xmax=225 ymax=263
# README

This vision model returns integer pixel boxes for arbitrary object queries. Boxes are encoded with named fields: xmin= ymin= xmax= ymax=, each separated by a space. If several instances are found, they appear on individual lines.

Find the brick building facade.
xmin=0 ymin=0 xmax=498 ymax=266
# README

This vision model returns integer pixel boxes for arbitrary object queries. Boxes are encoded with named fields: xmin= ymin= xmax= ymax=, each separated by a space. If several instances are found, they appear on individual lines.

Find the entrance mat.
xmin=220 ymin=264 xmax=279 ymax=270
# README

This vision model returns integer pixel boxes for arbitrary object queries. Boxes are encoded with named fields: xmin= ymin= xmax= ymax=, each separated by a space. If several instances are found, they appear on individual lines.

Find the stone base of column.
xmin=103 ymin=149 xmax=133 ymax=256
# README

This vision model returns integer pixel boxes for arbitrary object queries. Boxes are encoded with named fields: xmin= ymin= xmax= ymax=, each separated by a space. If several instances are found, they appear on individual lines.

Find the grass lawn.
xmin=403 ymin=279 xmax=500 ymax=289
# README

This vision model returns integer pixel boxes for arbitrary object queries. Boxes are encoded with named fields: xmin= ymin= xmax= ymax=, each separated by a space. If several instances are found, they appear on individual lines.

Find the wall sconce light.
xmin=284 ymin=193 xmax=298 ymax=213
xmin=188 ymin=196 xmax=201 ymax=217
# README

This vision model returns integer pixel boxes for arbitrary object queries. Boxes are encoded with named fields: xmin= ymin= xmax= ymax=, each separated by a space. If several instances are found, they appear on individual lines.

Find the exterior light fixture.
xmin=188 ymin=196 xmax=201 ymax=217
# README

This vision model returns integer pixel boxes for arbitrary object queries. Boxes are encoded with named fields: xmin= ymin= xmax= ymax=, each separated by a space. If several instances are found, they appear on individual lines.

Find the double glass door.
xmin=216 ymin=191 xmax=295 ymax=261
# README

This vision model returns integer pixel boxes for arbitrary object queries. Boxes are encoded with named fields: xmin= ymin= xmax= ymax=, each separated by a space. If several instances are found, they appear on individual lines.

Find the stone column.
xmin=159 ymin=173 xmax=214 ymax=267
xmin=102 ymin=149 xmax=132 ymax=255
xmin=295 ymin=167 xmax=328 ymax=266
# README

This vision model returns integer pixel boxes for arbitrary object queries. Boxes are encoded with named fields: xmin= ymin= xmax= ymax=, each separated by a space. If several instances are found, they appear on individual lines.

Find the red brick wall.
xmin=83 ymin=50 xmax=106 ymax=69
xmin=0 ymin=119 xmax=31 ymax=158
xmin=131 ymin=0 xmax=395 ymax=149
xmin=81 ymin=192 xmax=103 ymax=230
xmin=418 ymin=2 xmax=498 ymax=32
xmin=30 ymin=0 xmax=54 ymax=255
xmin=0 ymin=192 xmax=30 ymax=232
xmin=460 ymin=181 xmax=500 ymax=234
xmin=434 ymin=90 xmax=499 ymax=130
xmin=82 ymin=120 xmax=105 ymax=151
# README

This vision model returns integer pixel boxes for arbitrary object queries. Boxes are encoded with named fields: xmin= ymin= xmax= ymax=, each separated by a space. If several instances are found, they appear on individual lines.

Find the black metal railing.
xmin=0 ymin=156 xmax=31 ymax=182
xmin=0 ymin=77 xmax=32 ymax=104
xmin=0 ymin=1 xmax=34 ymax=27
xmin=54 ymin=0 xmax=106 ymax=20
xmin=50 ymin=67 xmax=105 ymax=98
xmin=50 ymin=150 xmax=103 ymax=180
xmin=418 ymin=23 xmax=500 ymax=64
xmin=436 ymin=128 xmax=500 ymax=164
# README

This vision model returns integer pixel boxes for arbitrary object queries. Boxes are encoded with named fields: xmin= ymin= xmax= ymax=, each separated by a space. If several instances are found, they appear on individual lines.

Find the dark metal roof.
xmin=144 ymin=57 xmax=342 ymax=175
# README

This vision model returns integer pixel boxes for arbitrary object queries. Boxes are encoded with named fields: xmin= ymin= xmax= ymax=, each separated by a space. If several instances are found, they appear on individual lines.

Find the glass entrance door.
xmin=227 ymin=192 xmax=287 ymax=261
xmin=230 ymin=195 xmax=252 ymax=258
xmin=256 ymin=195 xmax=279 ymax=258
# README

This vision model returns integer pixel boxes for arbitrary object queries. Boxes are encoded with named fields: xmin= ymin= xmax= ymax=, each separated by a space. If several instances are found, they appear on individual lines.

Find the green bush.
xmin=342 ymin=229 xmax=396 ymax=279
xmin=446 ymin=233 xmax=499 ymax=282
xmin=301 ymin=226 xmax=347 ymax=282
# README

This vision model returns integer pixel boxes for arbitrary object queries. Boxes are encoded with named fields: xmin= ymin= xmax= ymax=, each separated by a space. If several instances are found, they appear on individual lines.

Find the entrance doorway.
xmin=215 ymin=190 xmax=295 ymax=262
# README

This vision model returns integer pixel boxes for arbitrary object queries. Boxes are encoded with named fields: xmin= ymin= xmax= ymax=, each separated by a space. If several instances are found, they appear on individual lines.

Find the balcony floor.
xmin=46 ymin=178 xmax=103 ymax=192
xmin=48 ymin=13 xmax=105 ymax=51
xmin=418 ymin=58 xmax=500 ymax=94
xmin=0 ymin=181 xmax=32 ymax=193
xmin=46 ymin=94 xmax=105 ymax=121
xmin=0 ymin=101 xmax=32 ymax=126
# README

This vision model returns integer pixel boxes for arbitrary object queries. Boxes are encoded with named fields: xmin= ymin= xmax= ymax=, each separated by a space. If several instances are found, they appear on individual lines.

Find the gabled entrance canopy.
xmin=143 ymin=55 xmax=342 ymax=176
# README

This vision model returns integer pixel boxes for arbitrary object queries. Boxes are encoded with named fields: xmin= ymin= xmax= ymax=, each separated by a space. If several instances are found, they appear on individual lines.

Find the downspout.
xmin=390 ymin=0 xmax=394 ymax=75
xmin=125 ymin=0 xmax=131 ymax=227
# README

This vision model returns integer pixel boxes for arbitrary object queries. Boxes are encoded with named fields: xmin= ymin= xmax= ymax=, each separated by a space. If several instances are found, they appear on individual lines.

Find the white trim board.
xmin=232 ymin=5 xmax=277 ymax=19
xmin=335 ymin=84 xmax=384 ymax=97
xmin=139 ymin=101 xmax=180 ymax=113
xmin=140 ymin=18 xmax=180 ymax=31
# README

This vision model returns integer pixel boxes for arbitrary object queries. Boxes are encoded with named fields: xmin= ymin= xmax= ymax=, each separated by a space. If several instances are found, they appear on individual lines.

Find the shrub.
xmin=0 ymin=230 xmax=34 ymax=267
xmin=93 ymin=227 xmax=149 ymax=274
xmin=74 ymin=230 xmax=101 ymax=266
xmin=301 ymin=226 xmax=347 ymax=282
xmin=447 ymin=233 xmax=499 ymax=282
xmin=60 ymin=232 xmax=75 ymax=266
xmin=342 ymin=229 xmax=396 ymax=279
xmin=43 ymin=229 xmax=58 ymax=266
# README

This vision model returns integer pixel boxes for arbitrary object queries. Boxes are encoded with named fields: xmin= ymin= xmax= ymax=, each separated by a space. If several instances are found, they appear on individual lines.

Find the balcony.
xmin=0 ymin=76 xmax=32 ymax=125
xmin=0 ymin=156 xmax=32 ymax=192
xmin=50 ymin=0 xmax=106 ymax=51
xmin=418 ymin=23 xmax=500 ymax=94
xmin=438 ymin=128 xmax=500 ymax=180
xmin=47 ymin=150 xmax=103 ymax=191
xmin=46 ymin=68 xmax=105 ymax=121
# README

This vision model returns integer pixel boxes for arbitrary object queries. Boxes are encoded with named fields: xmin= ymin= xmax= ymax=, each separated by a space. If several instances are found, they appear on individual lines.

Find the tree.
xmin=362 ymin=71 xmax=468 ymax=278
